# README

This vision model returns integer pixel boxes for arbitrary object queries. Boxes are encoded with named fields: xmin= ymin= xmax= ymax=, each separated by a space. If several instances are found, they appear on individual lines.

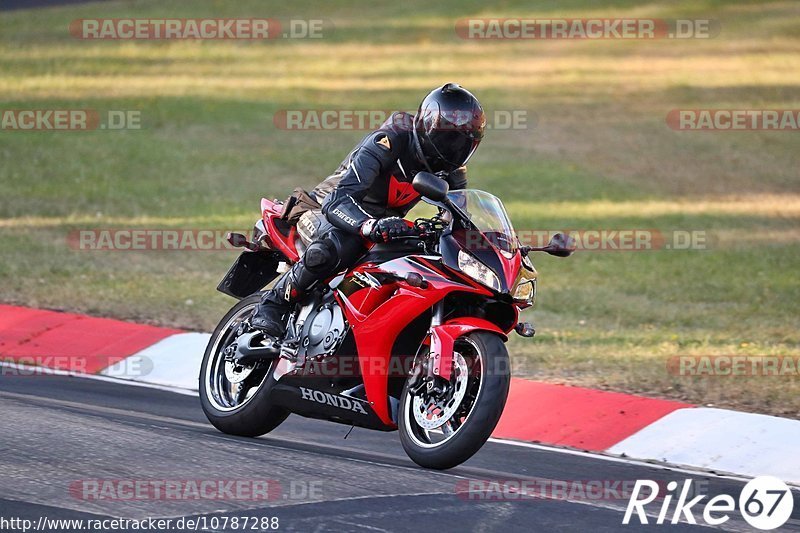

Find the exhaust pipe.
xmin=234 ymin=331 xmax=281 ymax=364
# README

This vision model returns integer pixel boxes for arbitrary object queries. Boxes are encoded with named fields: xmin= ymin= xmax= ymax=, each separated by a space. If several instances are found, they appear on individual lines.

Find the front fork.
xmin=408 ymin=303 xmax=511 ymax=396
xmin=428 ymin=302 xmax=454 ymax=381
xmin=409 ymin=302 xmax=452 ymax=396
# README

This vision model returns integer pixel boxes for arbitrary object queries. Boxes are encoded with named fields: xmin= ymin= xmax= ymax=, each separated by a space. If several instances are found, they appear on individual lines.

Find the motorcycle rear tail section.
xmin=217 ymin=250 xmax=282 ymax=299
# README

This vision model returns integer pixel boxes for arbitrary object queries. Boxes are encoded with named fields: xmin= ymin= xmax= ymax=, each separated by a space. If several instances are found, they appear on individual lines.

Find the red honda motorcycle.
xmin=200 ymin=172 xmax=572 ymax=469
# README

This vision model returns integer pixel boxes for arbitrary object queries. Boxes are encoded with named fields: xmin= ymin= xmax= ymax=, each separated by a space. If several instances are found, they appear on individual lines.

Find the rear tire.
xmin=398 ymin=332 xmax=510 ymax=469
xmin=199 ymin=294 xmax=289 ymax=437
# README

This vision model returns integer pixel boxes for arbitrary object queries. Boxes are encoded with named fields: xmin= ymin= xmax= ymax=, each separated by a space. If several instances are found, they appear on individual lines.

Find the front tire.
xmin=199 ymin=294 xmax=289 ymax=437
xmin=398 ymin=332 xmax=510 ymax=469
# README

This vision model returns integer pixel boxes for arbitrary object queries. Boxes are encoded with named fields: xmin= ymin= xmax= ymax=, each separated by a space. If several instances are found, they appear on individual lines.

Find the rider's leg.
xmin=249 ymin=261 xmax=317 ymax=337
xmin=251 ymin=225 xmax=366 ymax=337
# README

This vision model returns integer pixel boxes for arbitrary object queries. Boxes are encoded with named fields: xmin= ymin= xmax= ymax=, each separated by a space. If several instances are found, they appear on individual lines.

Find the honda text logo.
xmin=299 ymin=387 xmax=368 ymax=414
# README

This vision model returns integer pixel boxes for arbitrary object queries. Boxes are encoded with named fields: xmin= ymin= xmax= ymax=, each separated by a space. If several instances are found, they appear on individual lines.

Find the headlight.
xmin=513 ymin=279 xmax=536 ymax=306
xmin=458 ymin=250 xmax=501 ymax=291
xmin=513 ymin=258 xmax=537 ymax=306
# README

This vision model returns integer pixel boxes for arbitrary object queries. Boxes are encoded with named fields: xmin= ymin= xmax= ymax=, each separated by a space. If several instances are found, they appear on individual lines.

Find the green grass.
xmin=1 ymin=0 xmax=799 ymax=416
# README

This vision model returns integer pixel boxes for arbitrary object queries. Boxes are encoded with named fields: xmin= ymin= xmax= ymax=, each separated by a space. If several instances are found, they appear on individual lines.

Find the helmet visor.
xmin=427 ymin=128 xmax=482 ymax=170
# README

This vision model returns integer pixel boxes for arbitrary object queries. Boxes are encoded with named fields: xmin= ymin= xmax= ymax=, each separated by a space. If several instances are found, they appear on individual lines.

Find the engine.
xmin=294 ymin=291 xmax=348 ymax=361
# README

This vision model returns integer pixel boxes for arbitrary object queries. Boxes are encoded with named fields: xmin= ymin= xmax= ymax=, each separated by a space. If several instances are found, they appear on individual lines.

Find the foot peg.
xmin=233 ymin=331 xmax=281 ymax=364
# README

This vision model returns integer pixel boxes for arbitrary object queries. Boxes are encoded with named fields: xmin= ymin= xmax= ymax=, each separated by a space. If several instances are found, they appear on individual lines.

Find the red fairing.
xmin=337 ymin=286 xmax=431 ymax=427
xmin=430 ymin=318 xmax=509 ymax=380
xmin=337 ymin=257 xmax=491 ymax=426
xmin=261 ymin=197 xmax=300 ymax=263
xmin=499 ymin=251 xmax=522 ymax=292
xmin=260 ymin=197 xmax=282 ymax=216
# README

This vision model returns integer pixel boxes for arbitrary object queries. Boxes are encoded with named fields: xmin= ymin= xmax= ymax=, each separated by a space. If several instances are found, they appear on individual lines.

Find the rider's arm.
xmin=322 ymin=130 xmax=402 ymax=234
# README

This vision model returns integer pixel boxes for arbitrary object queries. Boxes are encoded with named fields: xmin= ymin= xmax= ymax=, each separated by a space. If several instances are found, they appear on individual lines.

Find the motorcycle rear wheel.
xmin=199 ymin=294 xmax=289 ymax=437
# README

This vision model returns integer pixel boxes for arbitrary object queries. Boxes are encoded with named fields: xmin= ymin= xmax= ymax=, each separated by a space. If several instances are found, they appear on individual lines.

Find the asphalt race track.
xmin=1 ymin=373 xmax=797 ymax=532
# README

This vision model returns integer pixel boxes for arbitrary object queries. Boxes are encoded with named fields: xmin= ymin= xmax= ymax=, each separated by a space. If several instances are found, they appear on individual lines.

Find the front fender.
xmin=429 ymin=318 xmax=508 ymax=379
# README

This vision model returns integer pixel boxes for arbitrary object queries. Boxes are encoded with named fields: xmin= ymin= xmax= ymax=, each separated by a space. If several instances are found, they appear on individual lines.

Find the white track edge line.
xmin=3 ymin=360 xmax=798 ymax=490
xmin=0 ymin=361 xmax=199 ymax=396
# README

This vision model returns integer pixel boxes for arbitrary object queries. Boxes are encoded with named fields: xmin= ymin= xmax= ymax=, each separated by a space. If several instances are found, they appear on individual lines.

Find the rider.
xmin=251 ymin=83 xmax=486 ymax=338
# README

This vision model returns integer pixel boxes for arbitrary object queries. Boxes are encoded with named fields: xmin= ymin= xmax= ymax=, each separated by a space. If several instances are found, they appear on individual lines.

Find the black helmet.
xmin=412 ymin=83 xmax=486 ymax=174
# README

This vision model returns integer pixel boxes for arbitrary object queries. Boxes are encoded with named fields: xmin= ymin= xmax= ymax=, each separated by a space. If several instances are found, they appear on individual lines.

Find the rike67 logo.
xmin=623 ymin=476 xmax=794 ymax=530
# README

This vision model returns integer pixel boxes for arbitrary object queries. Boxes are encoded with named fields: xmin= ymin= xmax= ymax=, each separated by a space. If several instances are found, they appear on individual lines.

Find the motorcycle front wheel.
xmin=199 ymin=293 xmax=289 ymax=437
xmin=398 ymin=331 xmax=510 ymax=470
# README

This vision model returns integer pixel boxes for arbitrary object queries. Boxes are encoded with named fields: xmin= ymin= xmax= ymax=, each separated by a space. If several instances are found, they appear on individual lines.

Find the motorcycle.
xmin=199 ymin=172 xmax=573 ymax=469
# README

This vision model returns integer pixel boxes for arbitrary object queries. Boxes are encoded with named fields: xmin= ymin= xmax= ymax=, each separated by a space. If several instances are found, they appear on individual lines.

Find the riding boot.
xmin=250 ymin=261 xmax=319 ymax=338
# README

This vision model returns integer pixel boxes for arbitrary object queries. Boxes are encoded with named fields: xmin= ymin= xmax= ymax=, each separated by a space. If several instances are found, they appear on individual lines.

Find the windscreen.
xmin=447 ymin=189 xmax=517 ymax=253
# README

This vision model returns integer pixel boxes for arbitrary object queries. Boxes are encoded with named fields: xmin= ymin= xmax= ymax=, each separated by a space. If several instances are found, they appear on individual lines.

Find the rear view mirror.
xmin=544 ymin=233 xmax=576 ymax=257
xmin=412 ymin=172 xmax=449 ymax=202
xmin=521 ymin=232 xmax=576 ymax=258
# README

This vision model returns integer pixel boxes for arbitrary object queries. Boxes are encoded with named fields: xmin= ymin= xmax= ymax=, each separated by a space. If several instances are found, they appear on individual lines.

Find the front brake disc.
xmin=412 ymin=352 xmax=469 ymax=430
